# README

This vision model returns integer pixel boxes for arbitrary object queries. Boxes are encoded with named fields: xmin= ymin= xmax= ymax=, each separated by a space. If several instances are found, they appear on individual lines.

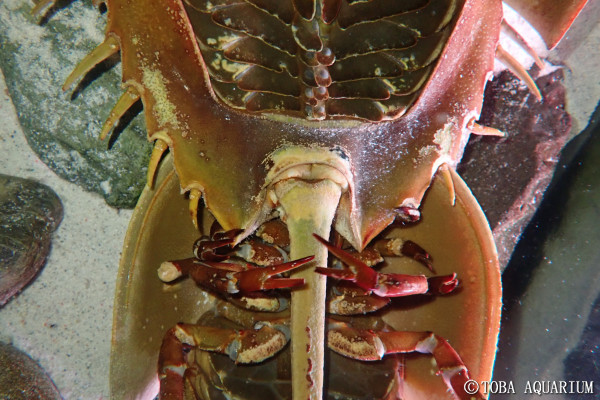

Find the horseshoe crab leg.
xmin=159 ymin=320 xmax=291 ymax=399
xmin=314 ymin=235 xmax=459 ymax=297
xmin=273 ymin=178 xmax=343 ymax=400
xmin=326 ymin=321 xmax=485 ymax=400
xmin=157 ymin=257 xmax=311 ymax=293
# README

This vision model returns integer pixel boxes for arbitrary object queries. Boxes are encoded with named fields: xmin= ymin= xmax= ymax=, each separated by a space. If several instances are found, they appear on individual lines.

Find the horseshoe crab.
xmin=28 ymin=0 xmax=586 ymax=399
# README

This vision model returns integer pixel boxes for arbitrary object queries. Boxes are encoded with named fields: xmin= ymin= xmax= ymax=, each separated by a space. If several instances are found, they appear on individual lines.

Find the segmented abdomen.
xmin=184 ymin=0 xmax=460 ymax=121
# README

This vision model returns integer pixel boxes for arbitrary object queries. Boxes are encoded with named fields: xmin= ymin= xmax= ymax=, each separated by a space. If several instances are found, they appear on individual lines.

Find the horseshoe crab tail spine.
xmin=188 ymin=189 xmax=202 ymax=231
xmin=62 ymin=35 xmax=120 ymax=92
xmin=147 ymin=139 xmax=168 ymax=189
xmin=500 ymin=20 xmax=545 ymax=69
xmin=466 ymin=118 xmax=506 ymax=138
xmin=495 ymin=44 xmax=542 ymax=100
xmin=273 ymin=179 xmax=343 ymax=400
xmin=30 ymin=0 xmax=54 ymax=17
xmin=100 ymin=87 xmax=140 ymax=140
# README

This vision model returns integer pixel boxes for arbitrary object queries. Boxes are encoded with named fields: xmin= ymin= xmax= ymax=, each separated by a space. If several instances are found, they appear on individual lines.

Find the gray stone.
xmin=0 ymin=0 xmax=151 ymax=208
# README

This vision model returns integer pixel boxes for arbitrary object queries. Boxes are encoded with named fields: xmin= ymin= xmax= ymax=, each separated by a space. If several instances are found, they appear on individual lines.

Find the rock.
xmin=0 ymin=174 xmax=63 ymax=306
xmin=459 ymin=69 xmax=572 ymax=269
xmin=493 ymin=111 xmax=600 ymax=396
xmin=0 ymin=0 xmax=150 ymax=208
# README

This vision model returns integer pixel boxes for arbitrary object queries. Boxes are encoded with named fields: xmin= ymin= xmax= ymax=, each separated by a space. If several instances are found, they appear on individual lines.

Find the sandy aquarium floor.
xmin=0 ymin=67 xmax=132 ymax=398
xmin=0 ymin=2 xmax=600 ymax=400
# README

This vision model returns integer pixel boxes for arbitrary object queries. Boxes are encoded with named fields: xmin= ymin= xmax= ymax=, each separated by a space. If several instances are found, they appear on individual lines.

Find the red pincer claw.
xmin=314 ymin=234 xmax=459 ymax=298
xmin=236 ymin=256 xmax=313 ymax=292
xmin=194 ymin=237 xmax=235 ymax=261
xmin=427 ymin=273 xmax=458 ymax=295
xmin=314 ymin=267 xmax=355 ymax=281
xmin=194 ymin=228 xmax=245 ymax=261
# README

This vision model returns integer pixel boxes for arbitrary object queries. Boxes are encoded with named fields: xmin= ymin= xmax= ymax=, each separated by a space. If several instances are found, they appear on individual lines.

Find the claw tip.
xmin=158 ymin=261 xmax=182 ymax=282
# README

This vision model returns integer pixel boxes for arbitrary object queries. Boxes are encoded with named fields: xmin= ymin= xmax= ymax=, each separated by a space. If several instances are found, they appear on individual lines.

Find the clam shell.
xmin=0 ymin=174 xmax=63 ymax=306
xmin=0 ymin=341 xmax=62 ymax=399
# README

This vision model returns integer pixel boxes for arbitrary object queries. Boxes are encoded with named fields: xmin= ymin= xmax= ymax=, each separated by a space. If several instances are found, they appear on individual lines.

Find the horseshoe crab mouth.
xmin=263 ymin=145 xmax=353 ymax=190
xmin=236 ymin=145 xmax=361 ymax=249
